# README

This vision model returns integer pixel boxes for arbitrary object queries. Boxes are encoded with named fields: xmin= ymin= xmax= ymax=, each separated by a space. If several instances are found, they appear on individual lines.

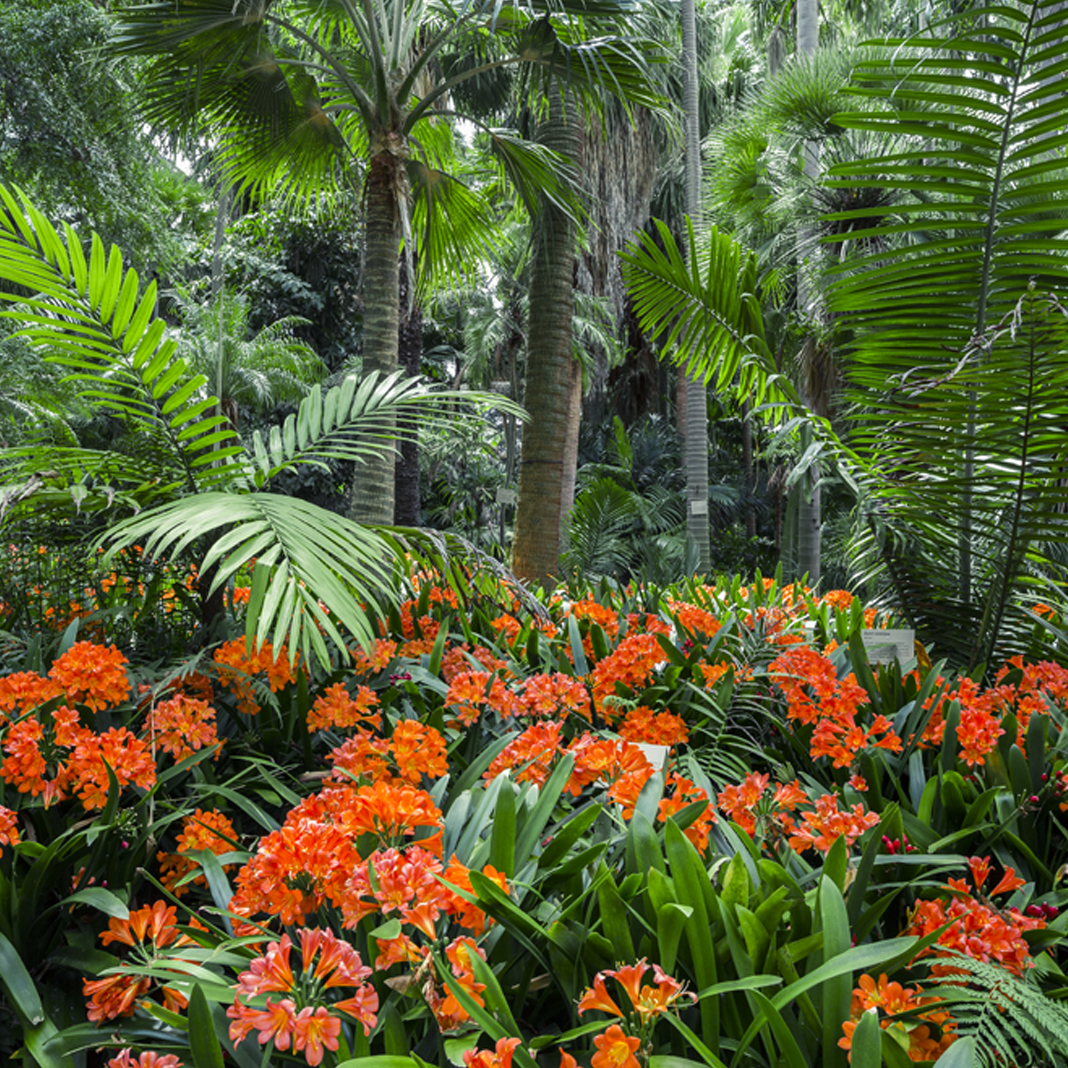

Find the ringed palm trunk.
xmin=512 ymin=91 xmax=579 ymax=587
xmin=350 ymin=149 xmax=403 ymax=525
xmin=794 ymin=0 xmax=822 ymax=585
xmin=394 ymin=257 xmax=422 ymax=525
xmin=682 ymin=0 xmax=710 ymax=572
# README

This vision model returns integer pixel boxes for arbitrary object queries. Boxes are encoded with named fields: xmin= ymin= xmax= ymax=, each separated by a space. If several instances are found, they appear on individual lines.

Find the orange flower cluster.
xmin=84 ymin=902 xmax=190 ymax=1022
xmin=566 ymin=596 xmax=620 ymax=640
xmin=485 ymin=721 xmax=568 ymax=787
xmin=519 ymin=673 xmax=592 ymax=721
xmin=145 ymin=693 xmax=218 ymax=761
xmin=213 ymin=639 xmax=297 ymax=715
xmin=839 ymin=973 xmax=956 ymax=1062
xmin=352 ymin=638 xmax=398 ymax=676
xmin=918 ymin=657 xmax=1068 ymax=764
xmin=591 ymin=635 xmax=668 ymax=719
xmin=328 ymin=720 xmax=448 ymax=785
xmin=0 ymin=670 xmax=62 ymax=715
xmin=448 ymin=643 xmax=513 ymax=681
xmin=617 ymin=706 xmax=688 ymax=746
xmin=446 ymin=671 xmax=520 ymax=725
xmin=669 ymin=601 xmax=722 ymax=640
xmin=716 ymin=772 xmax=879 ymax=855
xmin=0 ymin=805 xmax=19 ymax=856
xmin=49 ymin=641 xmax=131 ymax=712
xmin=576 ymin=961 xmax=695 ymax=1068
xmin=1 ymin=705 xmax=155 ymax=810
xmin=578 ymin=960 xmax=695 ymax=1025
xmin=230 ymin=782 xmax=445 ymax=927
xmin=465 ymin=1037 xmax=522 ymax=1068
xmin=108 ymin=1052 xmax=183 ymax=1068
xmin=345 ymin=846 xmax=507 ymax=939
xmin=157 ymin=809 xmax=238 ymax=897
xmin=769 ymin=646 xmax=901 ymax=768
xmin=307 ymin=682 xmax=381 ymax=733
xmin=906 ymin=856 xmax=1043 ymax=976
xmin=227 ymin=928 xmax=378 ymax=1066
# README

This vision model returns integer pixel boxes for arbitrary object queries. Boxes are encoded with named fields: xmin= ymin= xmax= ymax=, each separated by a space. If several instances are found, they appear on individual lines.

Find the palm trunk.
xmin=512 ymin=90 xmax=579 ymax=587
xmin=350 ymin=152 xmax=402 ymax=525
xmin=682 ymin=0 xmax=710 ymax=573
xmin=559 ymin=357 xmax=584 ymax=547
xmin=394 ymin=257 xmax=422 ymax=525
xmin=742 ymin=401 xmax=756 ymax=538
xmin=793 ymin=0 xmax=822 ymax=586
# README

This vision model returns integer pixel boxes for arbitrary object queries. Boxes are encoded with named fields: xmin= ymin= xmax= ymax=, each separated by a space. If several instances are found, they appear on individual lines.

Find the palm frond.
xmin=621 ymin=217 xmax=800 ymax=415
xmin=100 ymin=492 xmax=395 ymax=665
xmin=921 ymin=953 xmax=1068 ymax=1068
xmin=0 ymin=185 xmax=247 ymax=495
xmin=827 ymin=0 xmax=1068 ymax=668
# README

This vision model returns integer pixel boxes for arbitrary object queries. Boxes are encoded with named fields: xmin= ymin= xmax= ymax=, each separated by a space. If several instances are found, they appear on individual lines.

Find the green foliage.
xmin=0 ymin=0 xmax=190 ymax=273
xmin=924 ymin=954 xmax=1068 ymax=1068
xmin=828 ymin=0 xmax=1068 ymax=670
xmin=0 ymin=185 xmax=523 ymax=664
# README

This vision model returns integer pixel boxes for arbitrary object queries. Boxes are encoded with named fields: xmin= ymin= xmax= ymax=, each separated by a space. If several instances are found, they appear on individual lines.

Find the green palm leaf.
xmin=0 ymin=185 xmax=244 ymax=495
xmin=620 ymin=218 xmax=799 ymax=413
xmin=826 ymin=0 xmax=1068 ymax=667
xmin=101 ymin=493 xmax=394 ymax=664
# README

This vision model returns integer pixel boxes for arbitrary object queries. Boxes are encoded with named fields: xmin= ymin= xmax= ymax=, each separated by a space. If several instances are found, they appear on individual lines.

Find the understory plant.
xmin=0 ymin=569 xmax=1067 ymax=1068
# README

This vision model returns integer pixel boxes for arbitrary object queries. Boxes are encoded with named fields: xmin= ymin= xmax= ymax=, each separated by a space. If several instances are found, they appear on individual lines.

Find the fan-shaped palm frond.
xmin=826 ymin=0 xmax=1068 ymax=668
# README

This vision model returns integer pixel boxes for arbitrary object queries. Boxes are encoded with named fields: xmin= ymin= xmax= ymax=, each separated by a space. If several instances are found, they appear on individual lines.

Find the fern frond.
xmin=921 ymin=952 xmax=1068 ymax=1068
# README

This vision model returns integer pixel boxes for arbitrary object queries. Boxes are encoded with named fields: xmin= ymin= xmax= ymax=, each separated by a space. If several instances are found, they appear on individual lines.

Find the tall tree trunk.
xmin=350 ymin=151 xmax=403 ymax=525
xmin=559 ymin=357 xmax=584 ymax=547
xmin=512 ymin=91 xmax=579 ymax=587
xmin=394 ymin=257 xmax=422 ymax=525
xmin=793 ymin=0 xmax=822 ymax=585
xmin=742 ymin=401 xmax=756 ymax=538
xmin=682 ymin=0 xmax=710 ymax=573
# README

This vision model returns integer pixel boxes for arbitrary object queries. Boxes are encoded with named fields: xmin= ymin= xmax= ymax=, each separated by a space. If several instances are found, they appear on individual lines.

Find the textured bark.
xmin=576 ymin=108 xmax=659 ymax=426
xmin=512 ymin=92 xmax=579 ymax=587
xmin=682 ymin=0 xmax=710 ymax=573
xmin=350 ymin=152 xmax=402 ymax=526
xmin=394 ymin=258 xmax=422 ymax=526
xmin=742 ymin=401 xmax=756 ymax=538
xmin=559 ymin=357 xmax=584 ymax=546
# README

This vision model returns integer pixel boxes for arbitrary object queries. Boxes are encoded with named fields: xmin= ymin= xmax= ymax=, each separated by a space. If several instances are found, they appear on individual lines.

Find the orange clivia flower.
xmin=578 ymin=974 xmax=625 ymax=1018
xmin=0 ymin=805 xmax=19 ymax=856
xmin=308 ymin=683 xmax=381 ymax=733
xmin=839 ymin=973 xmax=956 ymax=1063
xmin=108 ymin=1051 xmax=184 ymax=1068
xmin=464 ymin=1037 xmax=522 ymax=1068
xmin=157 ymin=809 xmax=238 ymax=897
xmin=49 ymin=641 xmax=131 ymax=712
xmin=100 ymin=901 xmax=184 ymax=951
xmin=292 ymin=1005 xmax=341 ymax=1066
xmin=145 ymin=693 xmax=218 ymax=762
xmin=591 ymin=1025 xmax=641 ymax=1068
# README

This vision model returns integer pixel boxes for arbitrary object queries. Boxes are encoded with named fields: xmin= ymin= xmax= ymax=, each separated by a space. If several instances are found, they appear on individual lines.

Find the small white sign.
xmin=495 ymin=487 xmax=517 ymax=506
xmin=860 ymin=629 xmax=915 ymax=665
xmin=689 ymin=498 xmax=708 ymax=516
xmin=635 ymin=743 xmax=669 ymax=770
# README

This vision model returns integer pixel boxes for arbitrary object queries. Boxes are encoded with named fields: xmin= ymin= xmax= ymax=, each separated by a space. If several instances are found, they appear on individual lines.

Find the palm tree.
xmin=0 ymin=186 xmax=521 ymax=666
xmin=171 ymin=288 xmax=328 ymax=428
xmin=113 ymin=0 xmax=660 ymax=526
